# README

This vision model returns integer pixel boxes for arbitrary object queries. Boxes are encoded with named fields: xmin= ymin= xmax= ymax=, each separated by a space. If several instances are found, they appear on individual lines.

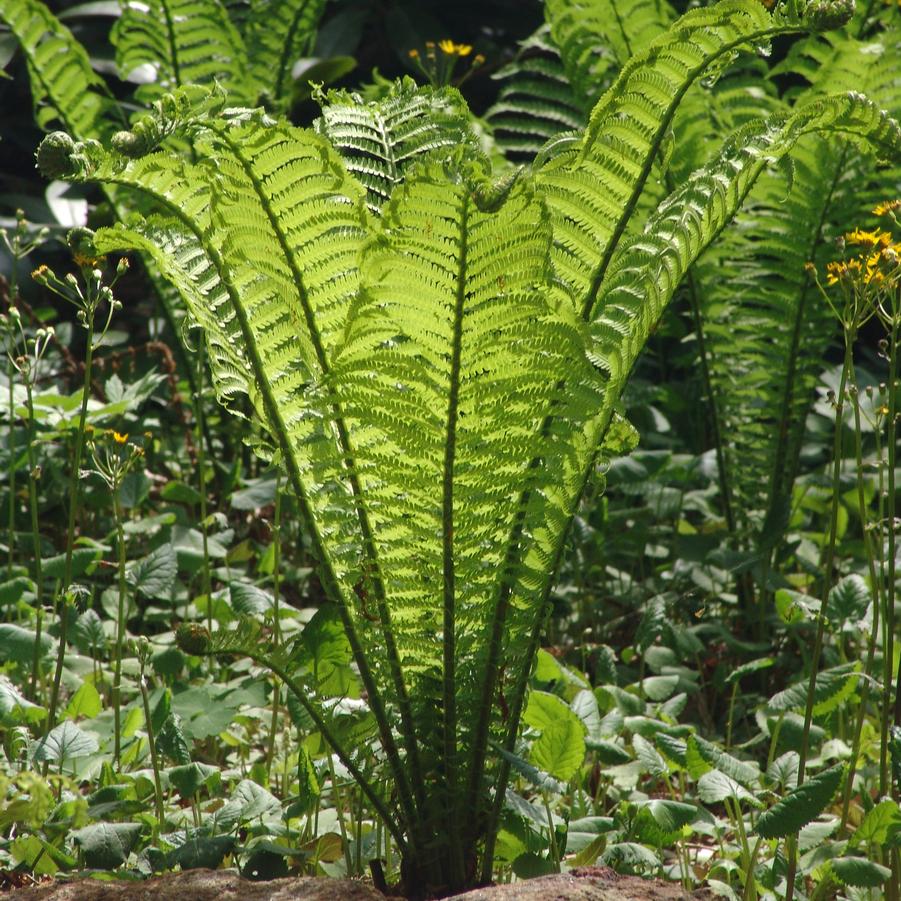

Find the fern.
xmin=112 ymin=0 xmax=252 ymax=106
xmin=35 ymin=1 xmax=901 ymax=891
xmin=697 ymin=20 xmax=901 ymax=572
xmin=0 ymin=0 xmax=123 ymax=141
xmin=313 ymin=79 xmax=479 ymax=214
xmin=244 ymin=0 xmax=328 ymax=106
xmin=484 ymin=26 xmax=587 ymax=162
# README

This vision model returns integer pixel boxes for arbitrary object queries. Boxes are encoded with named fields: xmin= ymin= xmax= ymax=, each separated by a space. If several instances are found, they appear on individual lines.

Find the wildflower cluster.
xmin=408 ymin=39 xmax=485 ymax=87
xmin=31 ymin=240 xmax=129 ymax=341
xmin=811 ymin=200 xmax=901 ymax=332
xmin=85 ymin=427 xmax=147 ymax=494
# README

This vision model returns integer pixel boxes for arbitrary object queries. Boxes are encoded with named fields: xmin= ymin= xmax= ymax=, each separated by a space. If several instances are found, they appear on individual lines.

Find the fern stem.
xmin=213 ymin=125 xmax=427 ymax=817
xmin=438 ymin=195 xmax=469 ymax=888
xmin=235 ymin=644 xmax=407 ymax=850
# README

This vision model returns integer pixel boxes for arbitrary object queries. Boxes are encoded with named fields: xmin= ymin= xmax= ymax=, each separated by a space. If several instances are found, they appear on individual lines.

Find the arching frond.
xmin=484 ymin=26 xmax=587 ymax=163
xmin=536 ymin=0 xmax=851 ymax=316
xmin=0 ymin=0 xmax=123 ymax=141
xmin=111 ymin=0 xmax=252 ymax=105
xmin=314 ymin=79 xmax=478 ymax=214
xmin=245 ymin=0 xmax=328 ymax=106
xmin=545 ymin=0 xmax=676 ymax=103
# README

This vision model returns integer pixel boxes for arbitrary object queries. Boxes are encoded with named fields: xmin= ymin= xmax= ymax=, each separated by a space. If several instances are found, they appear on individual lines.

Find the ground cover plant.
xmin=0 ymin=0 xmax=900 ymax=898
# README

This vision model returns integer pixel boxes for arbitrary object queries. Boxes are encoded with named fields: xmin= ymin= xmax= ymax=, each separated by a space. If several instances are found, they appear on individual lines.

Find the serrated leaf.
xmin=767 ymin=664 xmax=859 ymax=717
xmin=72 ymin=822 xmax=142 ymax=869
xmin=631 ymin=799 xmax=698 ymax=848
xmin=531 ymin=716 xmax=585 ymax=782
xmin=156 ymin=712 xmax=191 ymax=765
xmin=775 ymin=589 xmax=820 ymax=625
xmin=496 ymin=747 xmax=566 ymax=795
xmin=697 ymin=770 xmax=761 ymax=807
xmin=756 ymin=764 xmax=843 ymax=839
xmin=830 ymin=856 xmax=892 ymax=887
xmin=633 ymin=733 xmax=668 ymax=777
xmin=724 ymin=657 xmax=774 ymax=687
xmin=825 ymin=574 xmax=871 ymax=626
xmin=127 ymin=543 xmax=177 ymax=599
xmin=33 ymin=721 xmax=99 ymax=765
xmin=686 ymin=735 xmax=759 ymax=787
xmin=586 ymin=738 xmax=632 ymax=765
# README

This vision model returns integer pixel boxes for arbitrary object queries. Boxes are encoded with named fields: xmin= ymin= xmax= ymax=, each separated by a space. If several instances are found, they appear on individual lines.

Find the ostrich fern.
xmin=34 ymin=0 xmax=900 ymax=895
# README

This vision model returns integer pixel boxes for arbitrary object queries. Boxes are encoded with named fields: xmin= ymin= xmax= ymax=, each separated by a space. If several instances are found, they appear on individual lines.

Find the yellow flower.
xmin=438 ymin=39 xmax=472 ymax=56
xmin=112 ymin=431 xmax=129 ymax=445
xmin=408 ymin=48 xmax=419 ymax=59
xmin=873 ymin=199 xmax=901 ymax=217
xmin=845 ymin=227 xmax=891 ymax=248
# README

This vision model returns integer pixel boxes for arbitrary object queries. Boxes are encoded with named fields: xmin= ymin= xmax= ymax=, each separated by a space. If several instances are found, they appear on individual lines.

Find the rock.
xmin=0 ymin=867 xmax=714 ymax=900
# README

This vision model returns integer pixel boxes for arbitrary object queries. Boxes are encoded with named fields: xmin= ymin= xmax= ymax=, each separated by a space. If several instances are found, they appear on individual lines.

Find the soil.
xmin=0 ymin=867 xmax=715 ymax=900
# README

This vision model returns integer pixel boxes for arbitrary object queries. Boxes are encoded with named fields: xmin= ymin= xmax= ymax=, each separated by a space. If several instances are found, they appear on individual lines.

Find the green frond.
xmin=545 ymin=0 xmax=676 ymax=103
xmin=314 ymin=79 xmax=479 ymax=214
xmin=696 ymin=24 xmax=901 ymax=552
xmin=245 ymin=0 xmax=328 ymax=105
xmin=111 ymin=0 xmax=252 ymax=106
xmin=0 ymin=0 xmax=123 ymax=141
xmin=484 ymin=26 xmax=588 ymax=162
xmin=535 ymin=0 xmax=850 ymax=317
xmin=588 ymin=93 xmax=900 ymax=432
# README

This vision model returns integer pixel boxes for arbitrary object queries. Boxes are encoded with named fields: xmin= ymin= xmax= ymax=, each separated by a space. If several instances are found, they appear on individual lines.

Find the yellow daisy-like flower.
xmin=873 ymin=199 xmax=901 ymax=217
xmin=73 ymin=252 xmax=103 ymax=269
xmin=112 ymin=431 xmax=129 ymax=445
xmin=438 ymin=39 xmax=472 ymax=56
xmin=845 ymin=227 xmax=892 ymax=248
xmin=408 ymin=48 xmax=419 ymax=59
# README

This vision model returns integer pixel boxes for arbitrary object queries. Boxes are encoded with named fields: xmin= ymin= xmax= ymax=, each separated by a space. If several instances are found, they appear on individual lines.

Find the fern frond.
xmin=536 ymin=0 xmax=852 ymax=317
xmin=0 ymin=0 xmax=123 ymax=141
xmin=698 ymin=23 xmax=901 ymax=552
xmin=314 ymin=79 xmax=478 ymax=214
xmin=245 ymin=0 xmax=328 ymax=106
xmin=111 ymin=0 xmax=252 ymax=106
xmin=590 ymin=93 xmax=899 ymax=432
xmin=545 ymin=0 xmax=676 ymax=103
xmin=484 ymin=26 xmax=587 ymax=162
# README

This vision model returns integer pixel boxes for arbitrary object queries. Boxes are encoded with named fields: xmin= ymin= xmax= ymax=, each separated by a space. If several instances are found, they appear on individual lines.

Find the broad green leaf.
xmin=0 ymin=624 xmax=54 ymax=664
xmin=586 ymin=738 xmax=632 ymax=765
xmin=756 ymin=764 xmax=844 ymax=839
xmin=71 ymin=822 xmax=142 ymax=869
xmin=631 ymin=799 xmax=698 ymax=848
xmin=697 ymin=769 xmax=761 ymax=807
xmin=830 ymin=856 xmax=892 ymax=888
xmin=167 ymin=834 xmax=235 ymax=870
xmin=127 ymin=543 xmax=177 ymax=599
xmin=42 ymin=548 xmax=101 ymax=580
xmin=33 ymin=721 xmax=99 ymax=765
xmin=64 ymin=681 xmax=101 ymax=720
xmin=0 ymin=675 xmax=47 ymax=726
xmin=775 ymin=588 xmax=819 ymax=625
xmin=600 ymin=841 xmax=660 ymax=873
xmin=849 ymin=798 xmax=901 ymax=849
xmin=166 ymin=762 xmax=220 ymax=798
xmin=571 ymin=689 xmax=603 ymax=740
xmin=530 ymin=717 xmax=586 ymax=782
xmin=496 ymin=747 xmax=566 ymax=795
xmin=565 ymin=816 xmax=616 ymax=853
xmin=213 ymin=779 xmax=281 ymax=829
xmin=524 ymin=690 xmax=579 ymax=733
